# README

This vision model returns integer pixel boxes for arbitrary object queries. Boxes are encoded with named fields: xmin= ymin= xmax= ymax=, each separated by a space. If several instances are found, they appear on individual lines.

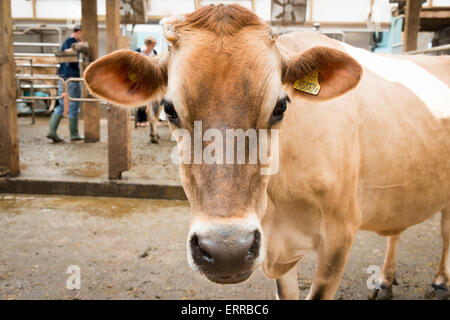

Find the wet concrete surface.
xmin=18 ymin=117 xmax=179 ymax=185
xmin=0 ymin=194 xmax=446 ymax=300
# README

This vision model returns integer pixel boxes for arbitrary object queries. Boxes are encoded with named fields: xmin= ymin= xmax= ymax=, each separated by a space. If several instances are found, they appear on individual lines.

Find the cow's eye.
xmin=162 ymin=99 xmax=179 ymax=125
xmin=270 ymin=95 xmax=290 ymax=125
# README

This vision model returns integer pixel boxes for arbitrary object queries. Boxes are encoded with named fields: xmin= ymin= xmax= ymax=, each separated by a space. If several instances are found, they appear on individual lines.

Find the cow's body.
xmin=84 ymin=4 xmax=450 ymax=300
xmin=263 ymin=32 xmax=450 ymax=298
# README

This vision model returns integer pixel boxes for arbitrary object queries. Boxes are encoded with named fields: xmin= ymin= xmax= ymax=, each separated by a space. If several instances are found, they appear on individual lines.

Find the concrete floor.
xmin=17 ymin=117 xmax=179 ymax=185
xmin=0 ymin=194 xmax=446 ymax=300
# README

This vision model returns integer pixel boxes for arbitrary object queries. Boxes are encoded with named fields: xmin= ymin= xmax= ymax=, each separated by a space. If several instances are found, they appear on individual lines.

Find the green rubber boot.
xmin=69 ymin=117 xmax=84 ymax=141
xmin=46 ymin=112 xmax=64 ymax=142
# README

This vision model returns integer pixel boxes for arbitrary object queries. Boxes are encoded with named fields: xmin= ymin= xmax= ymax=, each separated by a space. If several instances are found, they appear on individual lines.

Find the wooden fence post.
xmin=81 ymin=0 xmax=100 ymax=142
xmin=403 ymin=0 xmax=422 ymax=52
xmin=108 ymin=105 xmax=131 ymax=179
xmin=106 ymin=0 xmax=131 ymax=180
xmin=0 ymin=0 xmax=20 ymax=177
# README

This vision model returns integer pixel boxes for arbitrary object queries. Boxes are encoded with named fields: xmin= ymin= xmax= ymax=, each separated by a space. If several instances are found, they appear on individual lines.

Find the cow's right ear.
xmin=84 ymin=49 xmax=167 ymax=107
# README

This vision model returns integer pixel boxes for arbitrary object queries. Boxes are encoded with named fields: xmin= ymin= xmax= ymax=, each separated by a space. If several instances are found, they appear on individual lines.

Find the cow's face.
xmin=84 ymin=5 xmax=362 ymax=284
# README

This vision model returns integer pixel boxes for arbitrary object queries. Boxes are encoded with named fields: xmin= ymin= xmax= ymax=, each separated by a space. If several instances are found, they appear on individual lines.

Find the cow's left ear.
xmin=282 ymin=46 xmax=362 ymax=101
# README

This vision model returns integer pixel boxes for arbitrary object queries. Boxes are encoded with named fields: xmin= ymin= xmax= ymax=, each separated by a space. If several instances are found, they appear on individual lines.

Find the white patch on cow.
xmin=342 ymin=43 xmax=450 ymax=119
xmin=186 ymin=214 xmax=265 ymax=273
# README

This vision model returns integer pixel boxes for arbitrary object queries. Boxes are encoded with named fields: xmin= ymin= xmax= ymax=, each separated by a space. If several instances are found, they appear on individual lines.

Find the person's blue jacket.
xmin=135 ymin=47 xmax=158 ymax=57
xmin=58 ymin=37 xmax=80 ymax=79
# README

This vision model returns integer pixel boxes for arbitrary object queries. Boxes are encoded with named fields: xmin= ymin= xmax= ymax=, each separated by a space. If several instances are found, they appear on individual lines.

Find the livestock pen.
xmin=1 ymin=0 xmax=449 ymax=308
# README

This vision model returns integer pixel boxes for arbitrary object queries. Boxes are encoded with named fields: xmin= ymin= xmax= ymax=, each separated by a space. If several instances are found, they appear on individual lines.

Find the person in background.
xmin=135 ymin=36 xmax=158 ymax=127
xmin=136 ymin=35 xmax=158 ymax=57
xmin=47 ymin=25 xmax=84 ymax=142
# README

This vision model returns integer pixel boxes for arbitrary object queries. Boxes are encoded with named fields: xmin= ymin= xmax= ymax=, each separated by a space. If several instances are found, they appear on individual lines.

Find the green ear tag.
xmin=128 ymin=71 xmax=138 ymax=82
xmin=293 ymin=70 xmax=320 ymax=95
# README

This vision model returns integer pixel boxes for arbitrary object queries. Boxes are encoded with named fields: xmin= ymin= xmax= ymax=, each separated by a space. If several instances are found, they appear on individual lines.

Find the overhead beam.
xmin=0 ymin=0 xmax=20 ymax=177
xmin=81 ymin=0 xmax=100 ymax=143
xmin=403 ymin=0 xmax=423 ymax=52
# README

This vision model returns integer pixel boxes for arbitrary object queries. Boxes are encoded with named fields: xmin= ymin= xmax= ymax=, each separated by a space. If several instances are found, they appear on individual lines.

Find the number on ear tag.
xmin=293 ymin=70 xmax=320 ymax=95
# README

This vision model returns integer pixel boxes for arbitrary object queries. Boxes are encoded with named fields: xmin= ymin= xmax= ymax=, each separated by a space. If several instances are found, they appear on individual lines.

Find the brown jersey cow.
xmin=83 ymin=5 xmax=450 ymax=300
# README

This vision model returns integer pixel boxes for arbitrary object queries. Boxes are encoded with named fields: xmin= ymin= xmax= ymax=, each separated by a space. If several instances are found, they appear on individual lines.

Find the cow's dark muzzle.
xmin=190 ymin=229 xmax=261 ymax=284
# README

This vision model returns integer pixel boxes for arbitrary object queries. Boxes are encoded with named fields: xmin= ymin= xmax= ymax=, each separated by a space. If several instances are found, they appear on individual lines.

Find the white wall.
xmin=311 ymin=0 xmax=391 ymax=24
xmin=12 ymin=0 xmax=105 ymax=18
xmin=149 ymin=0 xmax=195 ymax=16
xmin=424 ymin=0 xmax=450 ymax=7
xmin=148 ymin=0 xmax=271 ymax=19
xmin=11 ymin=0 xmax=34 ymax=17
xmin=36 ymin=0 xmax=81 ymax=19
xmin=12 ymin=0 xmax=391 ymax=24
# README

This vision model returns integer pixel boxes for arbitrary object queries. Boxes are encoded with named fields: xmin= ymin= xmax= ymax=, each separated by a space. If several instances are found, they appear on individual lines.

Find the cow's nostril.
xmin=246 ymin=230 xmax=261 ymax=261
xmin=190 ymin=234 xmax=213 ymax=265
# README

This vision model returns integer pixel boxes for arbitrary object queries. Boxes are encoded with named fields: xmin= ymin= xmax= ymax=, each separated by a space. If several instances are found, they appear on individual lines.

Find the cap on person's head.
xmin=73 ymin=25 xmax=82 ymax=32
xmin=144 ymin=35 xmax=157 ymax=46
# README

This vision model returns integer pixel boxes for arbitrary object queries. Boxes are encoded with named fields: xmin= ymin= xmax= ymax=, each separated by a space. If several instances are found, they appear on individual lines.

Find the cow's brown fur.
xmin=176 ymin=4 xmax=264 ymax=36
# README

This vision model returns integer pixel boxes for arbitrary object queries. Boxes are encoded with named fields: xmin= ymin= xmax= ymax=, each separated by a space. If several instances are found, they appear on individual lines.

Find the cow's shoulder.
xmin=391 ymin=54 xmax=450 ymax=86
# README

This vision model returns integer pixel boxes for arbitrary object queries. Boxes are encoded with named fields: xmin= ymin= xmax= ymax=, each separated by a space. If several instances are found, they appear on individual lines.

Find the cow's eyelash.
xmin=269 ymin=95 xmax=290 ymax=126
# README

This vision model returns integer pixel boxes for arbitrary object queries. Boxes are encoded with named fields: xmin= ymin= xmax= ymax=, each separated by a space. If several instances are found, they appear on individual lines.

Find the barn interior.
xmin=0 ymin=0 xmax=449 ymax=301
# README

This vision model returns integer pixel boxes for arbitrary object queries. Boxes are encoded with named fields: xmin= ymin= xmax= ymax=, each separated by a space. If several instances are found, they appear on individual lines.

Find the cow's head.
xmin=84 ymin=4 xmax=362 ymax=284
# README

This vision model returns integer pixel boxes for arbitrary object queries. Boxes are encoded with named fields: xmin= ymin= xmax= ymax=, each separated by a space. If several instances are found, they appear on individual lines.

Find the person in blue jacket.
xmin=47 ymin=25 xmax=84 ymax=142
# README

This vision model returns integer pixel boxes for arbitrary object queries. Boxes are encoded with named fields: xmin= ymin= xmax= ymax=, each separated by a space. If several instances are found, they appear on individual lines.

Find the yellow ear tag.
xmin=128 ymin=71 xmax=138 ymax=82
xmin=293 ymin=70 xmax=320 ymax=95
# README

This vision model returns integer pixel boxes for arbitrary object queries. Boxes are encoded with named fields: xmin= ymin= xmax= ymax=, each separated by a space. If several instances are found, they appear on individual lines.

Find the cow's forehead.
xmin=166 ymin=32 xmax=282 ymax=127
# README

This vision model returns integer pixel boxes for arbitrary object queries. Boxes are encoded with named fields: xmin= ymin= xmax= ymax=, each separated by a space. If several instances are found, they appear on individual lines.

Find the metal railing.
xmin=15 ymin=75 xmax=65 ymax=124
xmin=16 ymin=77 xmax=107 ymax=102
xmin=16 ymin=76 xmax=108 ymax=124
xmin=13 ymin=26 xmax=63 ymax=47
xmin=14 ymin=42 xmax=61 ymax=48
xmin=16 ymin=63 xmax=60 ymax=68
xmin=14 ymin=47 xmax=92 ymax=124
xmin=64 ymin=78 xmax=107 ymax=103
xmin=16 ymin=76 xmax=107 ymax=123
xmin=15 ymin=53 xmax=62 ymax=123
xmin=14 ymin=52 xmax=60 ymax=57
xmin=16 ymin=75 xmax=65 ymax=101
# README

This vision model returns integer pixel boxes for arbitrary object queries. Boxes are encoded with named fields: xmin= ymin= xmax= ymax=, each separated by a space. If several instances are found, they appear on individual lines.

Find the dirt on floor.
xmin=0 ymin=194 xmax=446 ymax=300
xmin=17 ymin=117 xmax=179 ymax=185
